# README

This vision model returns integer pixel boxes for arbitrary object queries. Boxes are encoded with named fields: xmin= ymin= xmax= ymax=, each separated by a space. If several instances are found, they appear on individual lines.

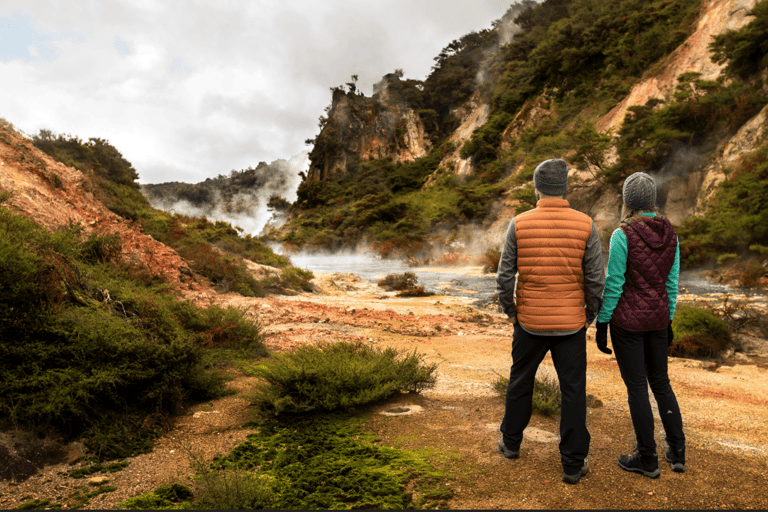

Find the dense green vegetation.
xmin=283 ymin=141 xmax=506 ymax=256
xmin=0 ymin=197 xmax=266 ymax=458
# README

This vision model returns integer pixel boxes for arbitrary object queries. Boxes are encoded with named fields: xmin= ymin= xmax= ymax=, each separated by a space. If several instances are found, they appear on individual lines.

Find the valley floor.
xmin=2 ymin=270 xmax=767 ymax=509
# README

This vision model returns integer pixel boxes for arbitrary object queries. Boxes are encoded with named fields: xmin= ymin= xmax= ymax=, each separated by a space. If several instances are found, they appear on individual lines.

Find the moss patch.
xmin=211 ymin=414 xmax=452 ymax=509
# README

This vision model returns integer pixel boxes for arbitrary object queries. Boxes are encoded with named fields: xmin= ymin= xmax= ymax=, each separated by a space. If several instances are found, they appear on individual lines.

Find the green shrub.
xmin=377 ymin=272 xmax=434 ymax=297
xmin=492 ymin=373 xmax=562 ymax=415
xmin=192 ymin=469 xmax=275 ymax=510
xmin=710 ymin=0 xmax=768 ymax=79
xmin=249 ymin=341 xmax=437 ymax=416
xmin=278 ymin=267 xmax=314 ymax=292
xmin=14 ymin=499 xmax=59 ymax=510
xmin=79 ymin=233 xmax=122 ymax=264
xmin=669 ymin=304 xmax=731 ymax=358
xmin=378 ymin=271 xmax=417 ymax=289
xmin=120 ymin=483 xmax=194 ymax=510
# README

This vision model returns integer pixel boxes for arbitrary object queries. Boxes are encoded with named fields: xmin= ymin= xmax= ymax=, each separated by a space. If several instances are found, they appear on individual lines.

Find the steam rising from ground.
xmin=145 ymin=151 xmax=308 ymax=236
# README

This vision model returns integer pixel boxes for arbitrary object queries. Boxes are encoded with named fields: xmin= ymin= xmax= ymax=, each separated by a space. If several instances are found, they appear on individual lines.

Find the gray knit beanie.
xmin=533 ymin=159 xmax=569 ymax=196
xmin=622 ymin=172 xmax=657 ymax=210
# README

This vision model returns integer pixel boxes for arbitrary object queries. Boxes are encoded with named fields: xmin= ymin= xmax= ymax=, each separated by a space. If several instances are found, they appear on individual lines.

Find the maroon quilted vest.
xmin=612 ymin=215 xmax=677 ymax=331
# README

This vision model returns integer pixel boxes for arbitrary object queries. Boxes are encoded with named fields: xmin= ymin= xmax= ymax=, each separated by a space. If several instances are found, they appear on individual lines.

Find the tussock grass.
xmin=249 ymin=340 xmax=437 ymax=416
xmin=492 ymin=372 xmax=562 ymax=416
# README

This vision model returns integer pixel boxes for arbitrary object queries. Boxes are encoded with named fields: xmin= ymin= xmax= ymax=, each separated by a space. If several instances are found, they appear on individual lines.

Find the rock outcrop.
xmin=306 ymin=84 xmax=430 ymax=182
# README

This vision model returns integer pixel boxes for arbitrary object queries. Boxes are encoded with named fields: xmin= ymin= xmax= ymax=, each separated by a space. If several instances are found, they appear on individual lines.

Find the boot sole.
xmin=618 ymin=460 xmax=660 ymax=478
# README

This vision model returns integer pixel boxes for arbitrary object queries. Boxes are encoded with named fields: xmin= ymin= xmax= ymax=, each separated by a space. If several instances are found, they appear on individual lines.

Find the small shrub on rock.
xmin=669 ymin=304 xmax=731 ymax=358
xmin=480 ymin=248 xmax=501 ymax=273
xmin=377 ymin=271 xmax=433 ymax=297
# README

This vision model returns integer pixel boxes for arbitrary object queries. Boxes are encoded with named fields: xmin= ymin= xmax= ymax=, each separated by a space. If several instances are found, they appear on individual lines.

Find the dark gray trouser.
xmin=500 ymin=324 xmax=590 ymax=474
xmin=610 ymin=323 xmax=685 ymax=458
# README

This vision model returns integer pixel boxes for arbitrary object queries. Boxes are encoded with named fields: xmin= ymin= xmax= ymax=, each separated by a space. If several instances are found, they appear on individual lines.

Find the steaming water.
xmin=289 ymin=253 xmax=498 ymax=302
xmin=288 ymin=253 xmax=764 ymax=304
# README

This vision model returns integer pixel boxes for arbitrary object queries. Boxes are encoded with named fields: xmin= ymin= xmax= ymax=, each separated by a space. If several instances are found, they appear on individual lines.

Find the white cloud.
xmin=0 ymin=0 xmax=514 ymax=184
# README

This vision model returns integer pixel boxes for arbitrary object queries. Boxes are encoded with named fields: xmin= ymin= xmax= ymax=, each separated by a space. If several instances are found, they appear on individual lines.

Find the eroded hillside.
xmin=0 ymin=125 xmax=197 ymax=291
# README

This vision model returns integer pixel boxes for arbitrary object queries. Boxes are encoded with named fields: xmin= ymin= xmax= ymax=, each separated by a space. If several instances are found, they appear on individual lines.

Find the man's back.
xmin=515 ymin=198 xmax=593 ymax=332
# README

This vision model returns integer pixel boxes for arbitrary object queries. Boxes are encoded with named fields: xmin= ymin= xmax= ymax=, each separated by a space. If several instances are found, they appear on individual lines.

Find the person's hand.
xmin=507 ymin=315 xmax=517 ymax=325
xmin=667 ymin=323 xmax=674 ymax=346
xmin=595 ymin=321 xmax=612 ymax=354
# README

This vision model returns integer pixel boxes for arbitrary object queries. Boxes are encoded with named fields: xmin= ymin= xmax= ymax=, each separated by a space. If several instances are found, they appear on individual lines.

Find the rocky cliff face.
xmin=306 ymin=83 xmax=431 ymax=183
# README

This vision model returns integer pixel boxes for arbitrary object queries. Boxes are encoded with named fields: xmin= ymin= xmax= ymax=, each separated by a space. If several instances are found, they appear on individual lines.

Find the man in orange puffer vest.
xmin=496 ymin=158 xmax=605 ymax=485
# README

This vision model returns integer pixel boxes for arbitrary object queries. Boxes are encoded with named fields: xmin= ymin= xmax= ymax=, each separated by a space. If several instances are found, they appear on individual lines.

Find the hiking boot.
xmin=665 ymin=447 xmax=686 ymax=473
xmin=618 ymin=449 xmax=660 ymax=478
xmin=562 ymin=459 xmax=589 ymax=485
xmin=498 ymin=436 xmax=519 ymax=459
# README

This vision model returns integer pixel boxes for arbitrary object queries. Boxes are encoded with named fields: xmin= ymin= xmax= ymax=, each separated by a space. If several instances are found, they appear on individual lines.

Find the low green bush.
xmin=120 ymin=483 xmax=194 ymax=510
xmin=492 ymin=373 xmax=562 ymax=415
xmin=669 ymin=304 xmax=731 ymax=358
xmin=192 ymin=469 xmax=275 ymax=510
xmin=249 ymin=340 xmax=437 ymax=416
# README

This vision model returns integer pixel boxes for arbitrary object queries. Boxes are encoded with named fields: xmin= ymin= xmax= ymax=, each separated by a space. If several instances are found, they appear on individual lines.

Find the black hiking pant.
xmin=610 ymin=323 xmax=685 ymax=458
xmin=500 ymin=324 xmax=590 ymax=474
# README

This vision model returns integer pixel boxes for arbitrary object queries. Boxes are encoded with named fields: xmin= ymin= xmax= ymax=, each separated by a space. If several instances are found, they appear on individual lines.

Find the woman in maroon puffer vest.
xmin=595 ymin=172 xmax=686 ymax=479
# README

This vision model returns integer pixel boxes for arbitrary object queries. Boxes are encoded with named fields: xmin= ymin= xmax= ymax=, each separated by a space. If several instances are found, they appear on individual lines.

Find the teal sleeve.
xmin=666 ymin=237 xmax=680 ymax=321
xmin=597 ymin=229 xmax=627 ymax=323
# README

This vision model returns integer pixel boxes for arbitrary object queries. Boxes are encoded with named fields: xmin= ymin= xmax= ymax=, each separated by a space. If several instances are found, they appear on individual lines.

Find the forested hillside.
xmin=268 ymin=0 xmax=768 ymax=278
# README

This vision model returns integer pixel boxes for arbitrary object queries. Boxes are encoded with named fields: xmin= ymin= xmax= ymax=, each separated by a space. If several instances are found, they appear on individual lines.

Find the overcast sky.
xmin=0 ymin=1 xmax=513 ymax=184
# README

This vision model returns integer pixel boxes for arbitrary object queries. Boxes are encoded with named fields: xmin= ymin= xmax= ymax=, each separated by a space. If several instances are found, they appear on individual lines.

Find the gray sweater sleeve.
xmin=583 ymin=220 xmax=606 ymax=325
xmin=496 ymin=218 xmax=517 ymax=318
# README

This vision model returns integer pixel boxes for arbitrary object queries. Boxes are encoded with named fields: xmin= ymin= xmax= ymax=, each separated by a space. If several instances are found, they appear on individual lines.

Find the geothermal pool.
xmin=287 ymin=252 xmax=756 ymax=304
xmin=288 ymin=252 xmax=497 ymax=302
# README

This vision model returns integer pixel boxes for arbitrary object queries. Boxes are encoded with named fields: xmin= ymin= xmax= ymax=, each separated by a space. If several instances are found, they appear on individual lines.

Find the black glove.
xmin=667 ymin=323 xmax=674 ymax=346
xmin=595 ymin=321 xmax=612 ymax=354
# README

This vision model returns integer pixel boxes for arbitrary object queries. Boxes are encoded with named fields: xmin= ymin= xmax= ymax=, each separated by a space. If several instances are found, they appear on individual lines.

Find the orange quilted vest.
xmin=515 ymin=198 xmax=592 ymax=332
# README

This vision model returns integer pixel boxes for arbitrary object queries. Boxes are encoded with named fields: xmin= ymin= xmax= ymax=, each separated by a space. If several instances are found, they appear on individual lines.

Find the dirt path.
xmin=2 ymin=271 xmax=767 ymax=510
